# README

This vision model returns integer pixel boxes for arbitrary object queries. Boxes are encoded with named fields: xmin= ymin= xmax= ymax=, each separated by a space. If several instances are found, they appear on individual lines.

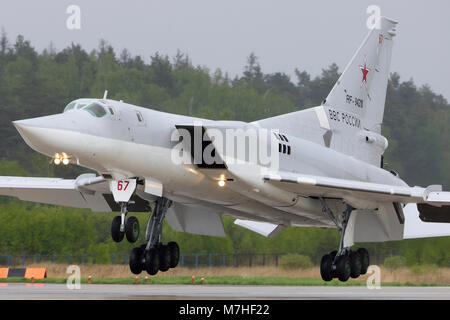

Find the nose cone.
xmin=13 ymin=118 xmax=48 ymax=151
xmin=12 ymin=114 xmax=79 ymax=157
xmin=13 ymin=118 xmax=43 ymax=134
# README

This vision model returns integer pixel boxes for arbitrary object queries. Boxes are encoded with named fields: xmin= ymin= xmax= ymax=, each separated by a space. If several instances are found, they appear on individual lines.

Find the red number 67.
xmin=117 ymin=180 xmax=129 ymax=191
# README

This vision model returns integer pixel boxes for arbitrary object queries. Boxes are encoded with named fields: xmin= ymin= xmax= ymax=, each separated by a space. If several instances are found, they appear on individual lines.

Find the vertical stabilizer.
xmin=323 ymin=17 xmax=398 ymax=133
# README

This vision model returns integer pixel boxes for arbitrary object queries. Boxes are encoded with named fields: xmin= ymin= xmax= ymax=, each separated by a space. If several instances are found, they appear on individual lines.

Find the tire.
xmin=349 ymin=251 xmax=362 ymax=278
xmin=167 ymin=241 xmax=180 ymax=268
xmin=320 ymin=254 xmax=333 ymax=281
xmin=129 ymin=246 xmax=144 ymax=275
xmin=329 ymin=251 xmax=338 ymax=278
xmin=357 ymin=248 xmax=370 ymax=275
xmin=125 ymin=216 xmax=140 ymax=243
xmin=159 ymin=245 xmax=171 ymax=272
xmin=145 ymin=248 xmax=160 ymax=276
xmin=329 ymin=251 xmax=337 ymax=261
xmin=336 ymin=255 xmax=351 ymax=282
xmin=111 ymin=216 xmax=124 ymax=242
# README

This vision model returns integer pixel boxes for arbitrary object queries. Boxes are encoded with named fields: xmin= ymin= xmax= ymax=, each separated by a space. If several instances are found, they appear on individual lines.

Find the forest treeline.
xmin=0 ymin=33 xmax=448 ymax=266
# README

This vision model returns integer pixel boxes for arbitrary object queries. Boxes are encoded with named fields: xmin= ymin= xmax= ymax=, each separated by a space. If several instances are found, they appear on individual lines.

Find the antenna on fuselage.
xmin=103 ymin=90 xmax=108 ymax=99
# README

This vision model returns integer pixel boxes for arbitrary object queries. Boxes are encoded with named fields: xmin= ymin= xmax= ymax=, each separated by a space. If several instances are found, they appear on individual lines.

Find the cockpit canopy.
xmin=63 ymin=99 xmax=113 ymax=118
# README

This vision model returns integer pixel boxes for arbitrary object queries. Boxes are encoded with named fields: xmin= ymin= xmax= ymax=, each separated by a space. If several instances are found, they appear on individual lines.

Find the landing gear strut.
xmin=319 ymin=199 xmax=370 ymax=282
xmin=129 ymin=197 xmax=180 ymax=276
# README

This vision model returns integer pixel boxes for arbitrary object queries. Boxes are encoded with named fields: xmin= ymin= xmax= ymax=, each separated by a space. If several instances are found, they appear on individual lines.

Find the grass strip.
xmin=0 ymin=276 xmax=449 ymax=287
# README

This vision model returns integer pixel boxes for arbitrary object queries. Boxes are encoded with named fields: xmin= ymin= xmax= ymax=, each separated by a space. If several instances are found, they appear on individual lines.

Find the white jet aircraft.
xmin=1 ymin=17 xmax=449 ymax=281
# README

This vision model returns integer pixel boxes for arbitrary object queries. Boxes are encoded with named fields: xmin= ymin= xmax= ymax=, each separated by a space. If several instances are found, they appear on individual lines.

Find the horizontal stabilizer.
xmin=425 ymin=190 xmax=450 ymax=205
xmin=234 ymin=219 xmax=285 ymax=238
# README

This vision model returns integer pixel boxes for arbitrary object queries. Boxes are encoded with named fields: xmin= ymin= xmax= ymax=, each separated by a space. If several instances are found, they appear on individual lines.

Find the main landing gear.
xmin=319 ymin=199 xmax=370 ymax=282
xmin=129 ymin=197 xmax=180 ymax=276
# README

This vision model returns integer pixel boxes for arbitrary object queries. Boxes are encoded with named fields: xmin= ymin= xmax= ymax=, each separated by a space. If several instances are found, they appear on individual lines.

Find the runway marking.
xmin=25 ymin=283 xmax=45 ymax=287
xmin=0 ymin=284 xmax=449 ymax=300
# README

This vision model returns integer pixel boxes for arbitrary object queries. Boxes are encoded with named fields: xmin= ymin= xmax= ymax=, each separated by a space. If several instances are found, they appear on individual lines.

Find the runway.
xmin=0 ymin=283 xmax=449 ymax=299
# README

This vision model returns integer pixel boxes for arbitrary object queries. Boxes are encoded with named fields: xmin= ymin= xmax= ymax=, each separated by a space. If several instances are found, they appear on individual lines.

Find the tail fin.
xmin=324 ymin=17 xmax=398 ymax=133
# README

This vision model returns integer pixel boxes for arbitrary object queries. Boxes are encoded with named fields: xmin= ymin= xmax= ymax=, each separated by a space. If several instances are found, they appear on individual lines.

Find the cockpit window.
xmin=63 ymin=101 xmax=77 ymax=112
xmin=63 ymin=99 xmax=111 ymax=118
xmin=84 ymin=103 xmax=107 ymax=117
xmin=76 ymin=103 xmax=88 ymax=109
xmin=63 ymin=99 xmax=92 ymax=113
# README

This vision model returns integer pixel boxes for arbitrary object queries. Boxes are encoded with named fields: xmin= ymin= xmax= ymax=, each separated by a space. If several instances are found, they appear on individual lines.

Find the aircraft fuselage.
xmin=13 ymin=98 xmax=407 ymax=227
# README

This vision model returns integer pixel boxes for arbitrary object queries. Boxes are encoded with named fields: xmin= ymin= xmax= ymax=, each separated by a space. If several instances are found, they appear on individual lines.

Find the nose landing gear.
xmin=111 ymin=202 xmax=140 ymax=243
xmin=109 ymin=178 xmax=141 ymax=243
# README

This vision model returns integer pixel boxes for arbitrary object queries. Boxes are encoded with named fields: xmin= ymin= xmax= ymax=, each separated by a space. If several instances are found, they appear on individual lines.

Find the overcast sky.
xmin=1 ymin=0 xmax=449 ymax=101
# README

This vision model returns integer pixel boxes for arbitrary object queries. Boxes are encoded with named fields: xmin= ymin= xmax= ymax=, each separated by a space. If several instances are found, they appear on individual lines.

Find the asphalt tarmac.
xmin=0 ymin=283 xmax=449 ymax=299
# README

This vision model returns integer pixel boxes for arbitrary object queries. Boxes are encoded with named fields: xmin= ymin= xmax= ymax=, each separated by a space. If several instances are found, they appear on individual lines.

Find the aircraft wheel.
xmin=159 ymin=245 xmax=171 ymax=272
xmin=129 ymin=246 xmax=144 ymax=275
xmin=329 ymin=250 xmax=337 ymax=261
xmin=357 ymin=248 xmax=370 ymax=275
xmin=111 ymin=216 xmax=124 ymax=242
xmin=125 ymin=216 xmax=140 ymax=243
xmin=320 ymin=254 xmax=333 ymax=281
xmin=168 ymin=241 xmax=180 ymax=268
xmin=336 ymin=255 xmax=351 ymax=282
xmin=329 ymin=251 xmax=337 ymax=278
xmin=349 ymin=251 xmax=362 ymax=278
xmin=145 ymin=248 xmax=160 ymax=276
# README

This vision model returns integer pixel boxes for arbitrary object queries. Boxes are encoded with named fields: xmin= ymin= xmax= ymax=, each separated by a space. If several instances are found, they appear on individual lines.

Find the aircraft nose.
xmin=13 ymin=115 xmax=55 ymax=139
xmin=13 ymin=118 xmax=46 ymax=146
xmin=12 ymin=114 xmax=79 ymax=158
xmin=13 ymin=118 xmax=41 ymax=132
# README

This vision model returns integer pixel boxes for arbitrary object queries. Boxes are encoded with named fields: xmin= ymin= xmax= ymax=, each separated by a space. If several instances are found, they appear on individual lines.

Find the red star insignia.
xmin=359 ymin=61 xmax=371 ymax=83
